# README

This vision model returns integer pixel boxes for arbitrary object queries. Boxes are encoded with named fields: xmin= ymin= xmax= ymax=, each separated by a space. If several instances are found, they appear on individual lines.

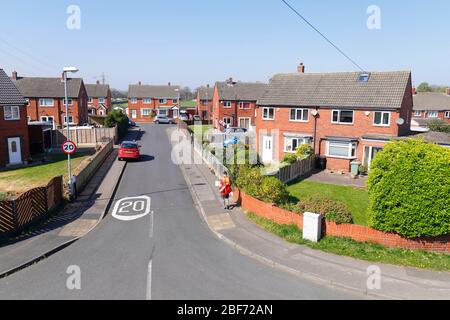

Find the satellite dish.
xmin=311 ymin=110 xmax=319 ymax=117
xmin=365 ymin=111 xmax=371 ymax=117
xmin=396 ymin=118 xmax=405 ymax=126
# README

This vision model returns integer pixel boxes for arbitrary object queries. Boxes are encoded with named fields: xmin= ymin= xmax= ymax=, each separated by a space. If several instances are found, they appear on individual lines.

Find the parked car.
xmin=225 ymin=127 xmax=247 ymax=135
xmin=193 ymin=115 xmax=202 ymax=122
xmin=118 ymin=141 xmax=141 ymax=161
xmin=179 ymin=113 xmax=189 ymax=121
xmin=154 ymin=116 xmax=174 ymax=124
xmin=128 ymin=120 xmax=137 ymax=127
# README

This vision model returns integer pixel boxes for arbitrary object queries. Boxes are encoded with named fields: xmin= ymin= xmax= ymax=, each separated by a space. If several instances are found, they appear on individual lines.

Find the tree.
xmin=428 ymin=119 xmax=450 ymax=133
xmin=367 ymin=139 xmax=450 ymax=238
xmin=105 ymin=109 xmax=129 ymax=137
xmin=417 ymin=82 xmax=433 ymax=93
xmin=111 ymin=89 xmax=128 ymax=99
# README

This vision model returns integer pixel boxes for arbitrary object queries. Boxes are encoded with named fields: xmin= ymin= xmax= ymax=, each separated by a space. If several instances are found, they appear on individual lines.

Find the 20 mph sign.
xmin=62 ymin=141 xmax=77 ymax=155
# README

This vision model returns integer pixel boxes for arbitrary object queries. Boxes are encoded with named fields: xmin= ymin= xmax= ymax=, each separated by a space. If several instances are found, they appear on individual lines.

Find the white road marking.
xmin=112 ymin=196 xmax=152 ymax=221
xmin=149 ymin=211 xmax=154 ymax=239
xmin=146 ymin=260 xmax=152 ymax=300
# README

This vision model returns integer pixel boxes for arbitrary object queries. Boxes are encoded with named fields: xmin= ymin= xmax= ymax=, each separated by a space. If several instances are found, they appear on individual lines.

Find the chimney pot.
xmin=12 ymin=71 xmax=18 ymax=81
xmin=412 ymin=87 xmax=417 ymax=95
xmin=96 ymin=80 xmax=100 ymax=85
xmin=168 ymin=82 xmax=171 ymax=86
xmin=297 ymin=63 xmax=305 ymax=73
xmin=138 ymin=81 xmax=142 ymax=86
xmin=206 ymin=84 xmax=210 ymax=88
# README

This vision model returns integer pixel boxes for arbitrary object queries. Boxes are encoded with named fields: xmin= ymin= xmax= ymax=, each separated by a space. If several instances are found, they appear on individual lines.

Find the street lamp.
xmin=63 ymin=66 xmax=79 ymax=199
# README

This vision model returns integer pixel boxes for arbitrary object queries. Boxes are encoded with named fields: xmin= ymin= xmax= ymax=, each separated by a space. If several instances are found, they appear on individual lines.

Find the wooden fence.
xmin=0 ymin=176 xmax=63 ymax=238
xmin=273 ymin=156 xmax=316 ymax=183
xmin=50 ymin=127 xmax=118 ymax=148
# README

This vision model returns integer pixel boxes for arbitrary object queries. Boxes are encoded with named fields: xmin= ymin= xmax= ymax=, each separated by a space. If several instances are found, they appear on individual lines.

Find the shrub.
xmin=105 ymin=109 xmax=129 ymax=137
xmin=428 ymin=119 xmax=450 ymax=133
xmin=254 ymin=177 xmax=290 ymax=205
xmin=283 ymin=153 xmax=298 ymax=165
xmin=367 ymin=139 xmax=450 ymax=238
xmin=296 ymin=196 xmax=353 ymax=224
xmin=295 ymin=144 xmax=313 ymax=160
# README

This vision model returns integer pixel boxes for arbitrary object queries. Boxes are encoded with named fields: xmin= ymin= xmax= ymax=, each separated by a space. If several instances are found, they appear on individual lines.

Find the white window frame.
xmin=427 ymin=111 xmax=438 ymax=118
xmin=238 ymin=117 xmax=251 ymax=129
xmin=88 ymin=97 xmax=93 ymax=104
xmin=326 ymin=141 xmax=358 ymax=159
xmin=445 ymin=111 xmax=450 ymax=119
xmin=284 ymin=136 xmax=311 ymax=153
xmin=143 ymin=98 xmax=152 ymax=105
xmin=331 ymin=110 xmax=354 ymax=125
xmin=40 ymin=116 xmax=54 ymax=123
xmin=39 ymin=98 xmax=54 ymax=107
xmin=223 ymin=117 xmax=232 ymax=126
xmin=98 ymin=97 xmax=105 ymax=104
xmin=4 ymin=106 xmax=20 ymax=121
xmin=223 ymin=101 xmax=232 ymax=109
xmin=159 ymin=99 xmax=167 ymax=104
xmin=373 ymin=111 xmax=391 ymax=127
xmin=238 ymin=102 xmax=251 ymax=110
xmin=290 ymin=108 xmax=309 ymax=122
xmin=414 ymin=111 xmax=422 ymax=117
xmin=141 ymin=108 xmax=153 ymax=116
xmin=172 ymin=99 xmax=178 ymax=104
xmin=262 ymin=107 xmax=275 ymax=121
xmin=64 ymin=115 xmax=75 ymax=125
xmin=63 ymin=98 xmax=73 ymax=106
xmin=131 ymin=98 xmax=138 ymax=104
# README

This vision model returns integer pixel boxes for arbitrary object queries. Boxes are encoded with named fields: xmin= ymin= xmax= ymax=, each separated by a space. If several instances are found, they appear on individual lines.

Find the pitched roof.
xmin=85 ymin=83 xmax=110 ymax=98
xmin=128 ymin=84 xmax=180 ymax=99
xmin=13 ymin=76 xmax=84 ymax=98
xmin=413 ymin=92 xmax=450 ymax=111
xmin=258 ymin=71 xmax=411 ymax=110
xmin=216 ymin=81 xmax=268 ymax=101
xmin=198 ymin=86 xmax=214 ymax=100
xmin=0 ymin=69 xmax=27 ymax=105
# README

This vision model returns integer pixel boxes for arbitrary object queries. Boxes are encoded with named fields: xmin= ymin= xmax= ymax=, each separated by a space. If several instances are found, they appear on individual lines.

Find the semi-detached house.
xmin=12 ymin=71 xmax=88 ymax=128
xmin=0 ymin=69 xmax=30 ymax=167
xmin=256 ymin=68 xmax=413 ymax=173
xmin=411 ymin=89 xmax=450 ymax=131
xmin=196 ymin=85 xmax=214 ymax=120
xmin=86 ymin=81 xmax=111 ymax=116
xmin=128 ymin=83 xmax=180 ymax=123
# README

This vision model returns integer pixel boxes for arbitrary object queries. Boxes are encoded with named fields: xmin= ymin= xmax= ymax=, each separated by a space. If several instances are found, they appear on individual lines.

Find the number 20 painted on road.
xmin=112 ymin=196 xmax=152 ymax=221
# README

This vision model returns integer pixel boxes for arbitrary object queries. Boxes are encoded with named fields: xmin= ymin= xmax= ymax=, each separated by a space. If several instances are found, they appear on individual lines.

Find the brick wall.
xmin=0 ymin=105 xmax=30 ymax=167
xmin=235 ymin=188 xmax=450 ymax=253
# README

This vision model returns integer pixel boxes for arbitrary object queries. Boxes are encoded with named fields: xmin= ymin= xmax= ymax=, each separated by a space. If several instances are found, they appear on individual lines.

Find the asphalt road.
xmin=0 ymin=124 xmax=363 ymax=300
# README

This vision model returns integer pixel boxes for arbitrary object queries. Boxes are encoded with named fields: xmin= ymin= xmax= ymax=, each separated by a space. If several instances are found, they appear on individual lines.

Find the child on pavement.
xmin=219 ymin=172 xmax=233 ymax=210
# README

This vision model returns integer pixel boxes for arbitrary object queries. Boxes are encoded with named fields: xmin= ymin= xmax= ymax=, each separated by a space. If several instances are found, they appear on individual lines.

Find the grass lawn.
xmin=181 ymin=100 xmax=197 ymax=108
xmin=287 ymin=180 xmax=369 ymax=226
xmin=0 ymin=153 xmax=92 ymax=194
xmin=248 ymin=213 xmax=450 ymax=271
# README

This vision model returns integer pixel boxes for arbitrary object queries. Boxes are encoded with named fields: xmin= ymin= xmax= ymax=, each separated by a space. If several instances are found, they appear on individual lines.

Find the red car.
xmin=118 ymin=141 xmax=141 ymax=161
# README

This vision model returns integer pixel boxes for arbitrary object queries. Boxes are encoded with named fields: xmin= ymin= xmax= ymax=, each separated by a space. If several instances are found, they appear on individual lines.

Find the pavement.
xmin=0 ymin=139 xmax=127 ymax=278
xmin=0 ymin=124 xmax=362 ymax=300
xmin=180 ymin=128 xmax=450 ymax=300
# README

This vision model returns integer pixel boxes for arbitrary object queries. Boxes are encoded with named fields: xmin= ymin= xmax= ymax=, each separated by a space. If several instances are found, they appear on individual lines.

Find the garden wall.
xmin=234 ymin=188 xmax=450 ymax=253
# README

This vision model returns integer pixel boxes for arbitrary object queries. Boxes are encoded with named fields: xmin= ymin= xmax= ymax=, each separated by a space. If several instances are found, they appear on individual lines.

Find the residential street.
xmin=0 ymin=124 xmax=363 ymax=300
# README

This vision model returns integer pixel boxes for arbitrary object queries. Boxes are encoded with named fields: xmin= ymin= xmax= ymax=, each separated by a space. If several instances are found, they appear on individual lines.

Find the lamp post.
xmin=63 ymin=66 xmax=79 ymax=199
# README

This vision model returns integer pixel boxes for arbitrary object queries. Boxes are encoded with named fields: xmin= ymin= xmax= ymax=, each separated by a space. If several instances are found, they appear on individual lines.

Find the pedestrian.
xmin=219 ymin=171 xmax=233 ymax=210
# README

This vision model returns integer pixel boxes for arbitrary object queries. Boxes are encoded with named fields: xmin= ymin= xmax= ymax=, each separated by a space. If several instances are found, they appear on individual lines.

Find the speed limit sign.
xmin=62 ymin=140 xmax=77 ymax=155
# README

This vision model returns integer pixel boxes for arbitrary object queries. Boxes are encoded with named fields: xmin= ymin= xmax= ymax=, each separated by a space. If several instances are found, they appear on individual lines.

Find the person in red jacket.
xmin=219 ymin=171 xmax=233 ymax=210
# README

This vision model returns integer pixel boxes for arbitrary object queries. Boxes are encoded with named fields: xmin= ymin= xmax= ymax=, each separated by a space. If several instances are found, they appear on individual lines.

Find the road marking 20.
xmin=112 ymin=196 xmax=151 ymax=221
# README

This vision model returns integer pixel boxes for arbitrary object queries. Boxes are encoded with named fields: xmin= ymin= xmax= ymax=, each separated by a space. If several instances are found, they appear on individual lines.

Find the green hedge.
xmin=295 ymin=196 xmax=353 ymax=224
xmin=367 ymin=139 xmax=450 ymax=238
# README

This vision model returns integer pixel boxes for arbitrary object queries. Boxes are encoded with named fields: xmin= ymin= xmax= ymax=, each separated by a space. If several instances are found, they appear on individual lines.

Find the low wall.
xmin=235 ymin=188 xmax=450 ymax=253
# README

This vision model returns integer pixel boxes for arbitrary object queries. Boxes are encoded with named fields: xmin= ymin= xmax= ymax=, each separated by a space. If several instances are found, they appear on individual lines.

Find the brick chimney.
xmin=138 ymin=81 xmax=142 ymax=86
xmin=96 ymin=80 xmax=100 ymax=85
xmin=61 ymin=72 xmax=65 ymax=82
xmin=168 ymin=82 xmax=171 ymax=86
xmin=226 ymin=77 xmax=235 ymax=86
xmin=297 ymin=63 xmax=305 ymax=73
xmin=11 ymin=71 xmax=18 ymax=80
xmin=412 ymin=87 xmax=417 ymax=95
xmin=446 ymin=88 xmax=450 ymax=96
xmin=206 ymin=84 xmax=210 ymax=88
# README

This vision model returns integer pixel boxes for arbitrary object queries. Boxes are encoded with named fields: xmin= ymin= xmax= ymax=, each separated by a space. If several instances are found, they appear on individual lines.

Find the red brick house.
xmin=0 ymin=69 xmax=30 ymax=167
xmin=12 ymin=71 xmax=89 ymax=128
xmin=196 ymin=85 xmax=214 ymax=120
xmin=212 ymin=79 xmax=267 ymax=131
xmin=411 ymin=89 xmax=450 ymax=131
xmin=256 ymin=67 xmax=413 ymax=173
xmin=86 ymin=81 xmax=111 ymax=116
xmin=127 ymin=83 xmax=180 ymax=123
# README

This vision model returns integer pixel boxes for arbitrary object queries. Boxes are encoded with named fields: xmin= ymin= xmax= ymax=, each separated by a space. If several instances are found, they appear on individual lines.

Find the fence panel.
xmin=51 ymin=127 xmax=116 ymax=148
xmin=46 ymin=176 xmax=63 ymax=211
xmin=0 ymin=202 xmax=15 ymax=233
xmin=15 ymin=187 xmax=47 ymax=228
xmin=275 ymin=156 xmax=316 ymax=183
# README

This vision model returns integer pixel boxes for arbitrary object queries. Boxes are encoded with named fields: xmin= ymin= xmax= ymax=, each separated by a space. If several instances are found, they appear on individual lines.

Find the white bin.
xmin=303 ymin=212 xmax=323 ymax=242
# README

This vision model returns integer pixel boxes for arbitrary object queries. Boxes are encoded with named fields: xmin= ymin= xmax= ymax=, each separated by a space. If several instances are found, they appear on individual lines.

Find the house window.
xmin=201 ymin=100 xmax=209 ymax=106
xmin=98 ymin=98 xmax=105 ymax=104
xmin=4 ymin=106 xmax=20 ymax=120
xmin=172 ymin=99 xmax=178 ymax=104
xmin=142 ymin=109 xmax=152 ymax=116
xmin=64 ymin=115 xmax=74 ymax=124
xmin=39 ymin=98 xmax=54 ymax=107
xmin=414 ymin=111 xmax=422 ymax=117
xmin=223 ymin=101 xmax=232 ymax=108
xmin=374 ymin=111 xmax=391 ymax=126
xmin=131 ymin=98 xmax=138 ymax=104
xmin=239 ymin=117 xmax=251 ymax=129
xmin=88 ymin=97 xmax=93 ymax=104
xmin=223 ymin=117 xmax=232 ymax=126
xmin=262 ymin=107 xmax=275 ymax=120
xmin=445 ymin=111 xmax=450 ymax=118
xmin=238 ymin=102 xmax=251 ymax=109
xmin=284 ymin=137 xmax=311 ymax=153
xmin=427 ymin=111 xmax=438 ymax=118
xmin=290 ymin=108 xmax=309 ymax=122
xmin=332 ymin=110 xmax=354 ymax=124
xmin=159 ymin=99 xmax=167 ymax=104
xmin=41 ymin=116 xmax=54 ymax=124
xmin=63 ymin=98 xmax=73 ymax=106
xmin=327 ymin=141 xmax=357 ymax=159
xmin=143 ymin=98 xmax=152 ymax=104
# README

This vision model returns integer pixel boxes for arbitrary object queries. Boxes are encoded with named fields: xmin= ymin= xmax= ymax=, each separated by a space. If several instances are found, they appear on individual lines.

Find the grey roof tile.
xmin=0 ymin=69 xmax=27 ymax=105
xmin=413 ymin=92 xmax=450 ymax=111
xmin=198 ymin=86 xmax=214 ymax=100
xmin=216 ymin=81 xmax=268 ymax=101
xmin=258 ymin=71 xmax=411 ymax=110
xmin=128 ymin=84 xmax=180 ymax=99
xmin=85 ymin=84 xmax=110 ymax=98
xmin=13 ymin=76 xmax=83 ymax=98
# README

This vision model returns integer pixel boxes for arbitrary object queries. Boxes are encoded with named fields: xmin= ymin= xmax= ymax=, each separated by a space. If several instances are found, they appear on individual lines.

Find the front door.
xmin=8 ymin=137 xmax=22 ymax=165
xmin=131 ymin=110 xmax=137 ymax=119
xmin=363 ymin=146 xmax=383 ymax=169
xmin=262 ymin=136 xmax=273 ymax=164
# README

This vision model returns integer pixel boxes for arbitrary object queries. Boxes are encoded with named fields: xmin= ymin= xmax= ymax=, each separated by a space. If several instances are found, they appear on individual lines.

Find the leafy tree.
xmin=367 ymin=139 xmax=450 ymax=238
xmin=428 ymin=119 xmax=450 ymax=133
xmin=105 ymin=109 xmax=129 ymax=137
xmin=417 ymin=82 xmax=433 ymax=93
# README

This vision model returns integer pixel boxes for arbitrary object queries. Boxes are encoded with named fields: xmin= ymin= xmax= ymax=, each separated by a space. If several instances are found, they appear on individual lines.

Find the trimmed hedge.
xmin=295 ymin=196 xmax=354 ymax=224
xmin=367 ymin=139 xmax=450 ymax=238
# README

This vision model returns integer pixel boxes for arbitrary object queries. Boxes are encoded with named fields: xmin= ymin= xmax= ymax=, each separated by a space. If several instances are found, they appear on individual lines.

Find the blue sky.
xmin=0 ymin=0 xmax=449 ymax=90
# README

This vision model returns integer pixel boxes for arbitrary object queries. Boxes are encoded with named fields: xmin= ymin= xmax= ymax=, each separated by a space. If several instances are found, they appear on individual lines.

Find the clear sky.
xmin=0 ymin=0 xmax=449 ymax=90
